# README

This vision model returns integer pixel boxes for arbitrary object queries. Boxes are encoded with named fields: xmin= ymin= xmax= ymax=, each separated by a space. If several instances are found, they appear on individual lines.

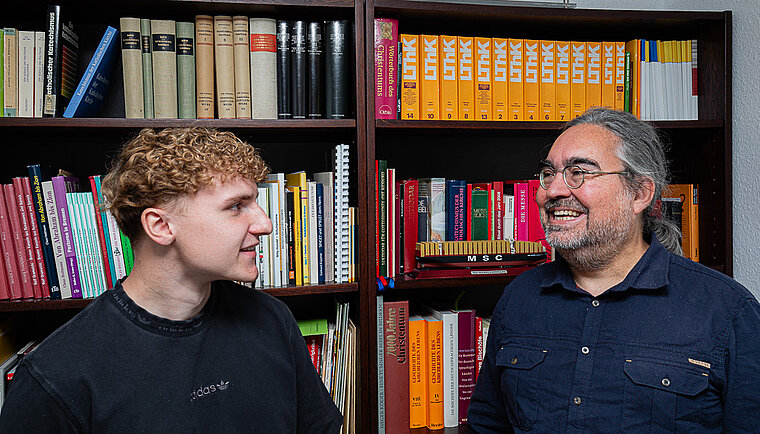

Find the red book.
xmin=455 ymin=309 xmax=476 ymax=424
xmin=89 ymin=176 xmax=113 ymax=289
xmin=0 ymin=190 xmax=21 ymax=300
xmin=3 ymin=184 xmax=34 ymax=299
xmin=402 ymin=179 xmax=418 ymax=273
xmin=305 ymin=335 xmax=323 ymax=375
xmin=375 ymin=160 xmax=380 ymax=278
xmin=20 ymin=177 xmax=49 ymax=298
xmin=493 ymin=181 xmax=504 ymax=240
xmin=12 ymin=178 xmax=42 ymax=298
xmin=383 ymin=300 xmax=410 ymax=433
xmin=466 ymin=184 xmax=472 ymax=240
xmin=373 ymin=18 xmax=399 ymax=119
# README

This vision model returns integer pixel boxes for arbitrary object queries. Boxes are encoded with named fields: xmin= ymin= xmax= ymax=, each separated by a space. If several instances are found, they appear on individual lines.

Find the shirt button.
xmin=662 ymin=378 xmax=671 ymax=387
xmin=592 ymin=300 xmax=600 ymax=307
xmin=581 ymin=346 xmax=590 ymax=355
xmin=511 ymin=357 xmax=518 ymax=365
xmin=573 ymin=396 xmax=582 ymax=405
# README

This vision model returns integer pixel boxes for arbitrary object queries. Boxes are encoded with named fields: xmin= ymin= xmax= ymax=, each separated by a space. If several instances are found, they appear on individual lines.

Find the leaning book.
xmin=63 ymin=26 xmax=119 ymax=118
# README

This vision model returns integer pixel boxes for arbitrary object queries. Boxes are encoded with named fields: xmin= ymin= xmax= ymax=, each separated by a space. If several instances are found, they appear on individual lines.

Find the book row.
xmin=377 ymin=297 xmax=491 ymax=431
xmin=374 ymin=18 xmax=698 ymax=122
xmin=119 ymin=15 xmax=351 ymax=120
xmin=0 ymin=168 xmax=133 ymax=301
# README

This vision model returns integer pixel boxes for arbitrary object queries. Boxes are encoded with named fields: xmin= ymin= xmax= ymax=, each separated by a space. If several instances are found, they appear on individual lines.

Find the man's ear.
xmin=141 ymin=207 xmax=175 ymax=246
xmin=632 ymin=177 xmax=656 ymax=216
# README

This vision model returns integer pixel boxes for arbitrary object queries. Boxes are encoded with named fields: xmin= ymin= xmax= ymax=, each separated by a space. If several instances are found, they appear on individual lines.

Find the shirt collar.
xmin=539 ymin=233 xmax=670 ymax=295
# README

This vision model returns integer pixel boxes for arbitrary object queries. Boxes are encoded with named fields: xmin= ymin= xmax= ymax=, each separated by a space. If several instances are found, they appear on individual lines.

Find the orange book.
xmin=425 ymin=315 xmax=444 ymax=430
xmin=508 ymin=38 xmax=524 ymax=121
xmin=539 ymin=40 xmax=556 ymax=121
xmin=586 ymin=41 xmax=602 ymax=110
xmin=409 ymin=316 xmax=429 ymax=429
xmin=555 ymin=40 xmax=571 ymax=121
xmin=625 ymin=39 xmax=641 ymax=116
xmin=457 ymin=36 xmax=475 ymax=121
xmin=601 ymin=41 xmax=616 ymax=109
xmin=570 ymin=41 xmax=586 ymax=118
xmin=614 ymin=41 xmax=626 ymax=110
xmin=400 ymin=34 xmax=421 ymax=120
xmin=523 ymin=39 xmax=539 ymax=121
xmin=662 ymin=184 xmax=699 ymax=262
xmin=492 ymin=38 xmax=509 ymax=121
xmin=421 ymin=35 xmax=440 ymax=120
xmin=474 ymin=37 xmax=492 ymax=121
xmin=439 ymin=35 xmax=458 ymax=120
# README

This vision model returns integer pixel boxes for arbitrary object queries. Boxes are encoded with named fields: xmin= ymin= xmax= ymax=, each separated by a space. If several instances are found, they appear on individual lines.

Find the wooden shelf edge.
xmin=259 ymin=282 xmax=359 ymax=297
xmin=376 ymin=119 xmax=724 ymax=130
xmin=0 ymin=118 xmax=357 ymax=130
xmin=167 ymin=0 xmax=356 ymax=8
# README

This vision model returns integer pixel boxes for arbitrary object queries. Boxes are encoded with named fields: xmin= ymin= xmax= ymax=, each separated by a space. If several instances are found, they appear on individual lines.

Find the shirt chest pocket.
xmin=495 ymin=345 xmax=547 ymax=431
xmin=621 ymin=357 xmax=710 ymax=432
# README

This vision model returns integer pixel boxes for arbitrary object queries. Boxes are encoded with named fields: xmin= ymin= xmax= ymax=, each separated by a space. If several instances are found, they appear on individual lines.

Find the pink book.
xmin=373 ymin=18 xmax=399 ymax=119
xmin=527 ymin=179 xmax=551 ymax=254
xmin=514 ymin=182 xmax=530 ymax=241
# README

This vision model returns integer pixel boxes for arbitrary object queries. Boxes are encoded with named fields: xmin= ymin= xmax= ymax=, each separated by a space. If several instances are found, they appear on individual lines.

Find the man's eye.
xmin=569 ymin=168 xmax=586 ymax=177
xmin=230 ymin=203 xmax=241 ymax=212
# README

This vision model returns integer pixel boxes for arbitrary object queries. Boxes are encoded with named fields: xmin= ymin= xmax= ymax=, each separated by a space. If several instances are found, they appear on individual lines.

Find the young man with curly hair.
xmin=0 ymin=128 xmax=342 ymax=433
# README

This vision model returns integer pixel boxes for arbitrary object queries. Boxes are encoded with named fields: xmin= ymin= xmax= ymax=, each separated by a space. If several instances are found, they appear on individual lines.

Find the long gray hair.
xmin=563 ymin=108 xmax=683 ymax=256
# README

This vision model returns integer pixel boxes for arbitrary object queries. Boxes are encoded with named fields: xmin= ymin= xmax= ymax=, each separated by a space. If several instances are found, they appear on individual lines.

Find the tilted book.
xmin=0 ymin=29 xmax=4 ymax=117
xmin=89 ymin=175 xmax=115 ymax=288
xmin=374 ymin=18 xmax=399 ymax=120
xmin=140 ymin=18 xmax=154 ymax=118
xmin=213 ymin=16 xmax=235 ymax=119
xmin=195 ymin=15 xmax=214 ymax=119
xmin=324 ymin=20 xmax=349 ymax=119
xmin=64 ymin=26 xmax=119 ymax=118
xmin=119 ymin=17 xmax=144 ymax=118
xmin=376 ymin=295 xmax=386 ymax=433
xmin=232 ymin=16 xmax=251 ymax=119
xmin=176 ymin=21 xmax=196 ymax=119
xmin=249 ymin=18 xmax=277 ymax=119
xmin=150 ymin=19 xmax=178 ymax=118
xmin=275 ymin=20 xmax=291 ymax=119
xmin=43 ymin=6 xmax=79 ymax=117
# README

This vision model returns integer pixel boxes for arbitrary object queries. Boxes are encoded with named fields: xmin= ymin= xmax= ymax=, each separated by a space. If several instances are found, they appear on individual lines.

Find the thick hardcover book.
xmin=26 ymin=166 xmax=60 ymax=298
xmin=140 ymin=18 xmax=154 ymax=118
xmin=195 ymin=15 xmax=214 ymax=119
xmin=3 ymin=184 xmax=34 ymax=298
xmin=663 ymin=184 xmax=699 ymax=261
xmin=409 ymin=315 xmax=428 ymax=429
xmin=232 ymin=16 xmax=251 ymax=119
xmin=383 ymin=300 xmax=410 ymax=434
xmin=423 ymin=178 xmax=445 ymax=243
xmin=43 ymin=6 xmax=79 ymax=117
xmin=474 ymin=37 xmax=492 ymax=121
xmin=213 ymin=16 xmax=235 ymax=119
xmin=508 ymin=39 xmax=524 ymax=121
xmin=469 ymin=184 xmax=490 ymax=241
xmin=307 ymin=22 xmax=323 ymax=118
xmin=151 ymin=19 xmax=178 ymax=118
xmin=0 ymin=189 xmax=22 ymax=299
xmin=324 ymin=20 xmax=349 ymax=119
xmin=290 ymin=21 xmax=307 ymax=119
xmin=275 ymin=20 xmax=291 ymax=119
xmin=440 ymin=34 xmax=458 ymax=120
xmin=457 ymin=36 xmax=475 ymax=121
xmin=3 ymin=28 xmax=18 ymax=117
xmin=119 ymin=17 xmax=144 ymax=118
xmin=64 ymin=26 xmax=119 ymax=118
xmin=456 ymin=309 xmax=476 ymax=424
xmin=424 ymin=315 xmax=444 ymax=429
xmin=420 ymin=35 xmax=440 ymax=120
xmin=18 ymin=31 xmax=35 ymax=118
xmin=425 ymin=306 xmax=458 ymax=428
xmin=249 ymin=18 xmax=277 ymax=119
xmin=176 ymin=21 xmax=196 ymax=119
xmin=524 ymin=39 xmax=540 ymax=121
xmin=41 ymin=181 xmax=71 ymax=298
xmin=374 ymin=18 xmax=398 ymax=119
xmin=446 ymin=180 xmax=467 ymax=242
xmin=51 ymin=176 xmax=82 ymax=298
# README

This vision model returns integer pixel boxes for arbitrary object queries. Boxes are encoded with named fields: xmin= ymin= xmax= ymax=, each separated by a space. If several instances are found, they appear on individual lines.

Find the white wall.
xmin=576 ymin=0 xmax=760 ymax=297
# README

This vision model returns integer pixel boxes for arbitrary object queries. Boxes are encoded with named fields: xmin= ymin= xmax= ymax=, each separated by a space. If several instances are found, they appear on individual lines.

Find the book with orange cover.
xmin=662 ymin=184 xmax=699 ymax=262
xmin=400 ymin=34 xmax=421 ymax=120
xmin=425 ymin=314 xmax=444 ymax=430
xmin=523 ymin=39 xmax=539 ymax=121
xmin=601 ymin=41 xmax=616 ymax=109
xmin=421 ymin=34 xmax=440 ymax=120
xmin=625 ymin=39 xmax=641 ymax=116
xmin=508 ymin=39 xmax=524 ymax=121
xmin=457 ymin=36 xmax=475 ymax=121
xmin=409 ymin=315 xmax=429 ymax=429
xmin=492 ymin=38 xmax=508 ymax=121
xmin=614 ymin=41 xmax=626 ymax=110
xmin=570 ymin=41 xmax=586 ymax=118
xmin=555 ymin=40 xmax=571 ymax=121
xmin=539 ymin=40 xmax=556 ymax=121
xmin=474 ymin=37 xmax=492 ymax=121
xmin=439 ymin=35 xmax=458 ymax=120
xmin=586 ymin=41 xmax=602 ymax=110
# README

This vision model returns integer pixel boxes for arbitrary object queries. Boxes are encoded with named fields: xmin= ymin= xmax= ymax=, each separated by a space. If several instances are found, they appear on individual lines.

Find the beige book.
xmin=195 ymin=15 xmax=214 ymax=119
xmin=119 ymin=17 xmax=144 ymax=118
xmin=17 ymin=30 xmax=35 ymax=118
xmin=232 ymin=16 xmax=251 ymax=119
xmin=249 ymin=18 xmax=277 ymax=119
xmin=3 ymin=28 xmax=18 ymax=117
xmin=34 ymin=31 xmax=45 ymax=118
xmin=150 ymin=19 xmax=178 ymax=118
xmin=214 ymin=15 xmax=235 ymax=119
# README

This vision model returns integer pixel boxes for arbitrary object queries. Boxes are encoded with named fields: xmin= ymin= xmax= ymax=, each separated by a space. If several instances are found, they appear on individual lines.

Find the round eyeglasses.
xmin=538 ymin=165 xmax=629 ymax=190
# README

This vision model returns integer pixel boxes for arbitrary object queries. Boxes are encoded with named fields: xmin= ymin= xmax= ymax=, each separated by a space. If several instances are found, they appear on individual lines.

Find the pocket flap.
xmin=624 ymin=358 xmax=708 ymax=396
xmin=496 ymin=345 xmax=547 ymax=370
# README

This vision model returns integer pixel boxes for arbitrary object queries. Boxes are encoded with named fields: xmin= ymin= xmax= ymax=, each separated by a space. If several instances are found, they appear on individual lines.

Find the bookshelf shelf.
xmin=0 ymin=118 xmax=357 ymax=130
xmin=377 ymin=119 xmax=724 ymax=130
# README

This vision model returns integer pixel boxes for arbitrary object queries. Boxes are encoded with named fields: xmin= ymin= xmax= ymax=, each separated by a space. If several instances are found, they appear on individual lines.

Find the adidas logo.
xmin=190 ymin=380 xmax=231 ymax=401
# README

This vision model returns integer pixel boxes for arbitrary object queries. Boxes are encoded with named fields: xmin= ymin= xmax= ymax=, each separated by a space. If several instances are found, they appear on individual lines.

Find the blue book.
xmin=445 ymin=179 xmax=467 ymax=241
xmin=316 ymin=182 xmax=325 ymax=284
xmin=63 ymin=26 xmax=119 ymax=118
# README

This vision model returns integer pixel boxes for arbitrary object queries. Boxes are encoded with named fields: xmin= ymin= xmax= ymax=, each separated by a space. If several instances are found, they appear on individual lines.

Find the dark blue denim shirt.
xmin=468 ymin=235 xmax=760 ymax=433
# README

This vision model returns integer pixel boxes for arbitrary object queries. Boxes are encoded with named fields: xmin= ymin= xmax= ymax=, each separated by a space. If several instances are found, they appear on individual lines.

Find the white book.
xmin=17 ymin=30 xmax=35 ymax=118
xmin=33 ymin=31 xmax=45 ymax=117
xmin=259 ymin=182 xmax=282 ymax=287
xmin=425 ymin=306 xmax=459 ymax=428
xmin=265 ymin=173 xmax=288 ymax=284
xmin=249 ymin=18 xmax=277 ymax=119
xmin=333 ymin=144 xmax=350 ymax=283
xmin=313 ymin=172 xmax=335 ymax=283
xmin=104 ymin=209 xmax=127 ymax=281
xmin=503 ymin=194 xmax=514 ymax=241
xmin=256 ymin=187 xmax=271 ymax=287
xmin=308 ymin=181 xmax=319 ymax=283
xmin=680 ymin=40 xmax=691 ymax=121
xmin=41 ymin=181 xmax=72 ymax=298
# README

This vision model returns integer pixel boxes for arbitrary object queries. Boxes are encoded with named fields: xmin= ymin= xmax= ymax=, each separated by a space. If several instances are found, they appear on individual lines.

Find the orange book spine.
xmin=439 ymin=35 xmax=458 ymax=120
xmin=457 ymin=36 xmax=475 ymax=121
xmin=400 ymin=34 xmax=421 ymax=120
xmin=601 ymin=42 xmax=616 ymax=109
xmin=570 ymin=41 xmax=586 ymax=118
xmin=426 ymin=317 xmax=444 ymax=430
xmin=492 ymin=38 xmax=508 ymax=121
xmin=474 ymin=37 xmax=492 ymax=121
xmin=555 ymin=40 xmax=571 ymax=121
xmin=626 ymin=39 xmax=640 ymax=117
xmin=421 ymin=34 xmax=440 ymax=120
xmin=508 ymin=38 xmax=524 ymax=121
xmin=523 ymin=39 xmax=539 ymax=121
xmin=409 ymin=317 xmax=429 ymax=429
xmin=539 ymin=40 xmax=556 ymax=121
xmin=614 ymin=41 xmax=626 ymax=110
xmin=586 ymin=41 xmax=602 ymax=110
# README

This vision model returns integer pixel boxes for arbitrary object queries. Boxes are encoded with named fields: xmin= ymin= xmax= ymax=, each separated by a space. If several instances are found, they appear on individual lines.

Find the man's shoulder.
xmin=668 ymin=254 xmax=755 ymax=302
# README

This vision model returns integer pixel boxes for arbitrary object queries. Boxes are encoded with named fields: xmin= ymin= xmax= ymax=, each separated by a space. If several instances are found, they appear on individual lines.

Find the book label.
xmin=152 ymin=34 xmax=176 ymax=52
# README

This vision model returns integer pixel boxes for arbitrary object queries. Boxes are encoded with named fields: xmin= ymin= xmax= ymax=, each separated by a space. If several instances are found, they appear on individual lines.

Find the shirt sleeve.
xmin=723 ymin=296 xmax=760 ymax=432
xmin=467 ymin=299 xmax=514 ymax=434
xmin=0 ymin=361 xmax=81 ymax=433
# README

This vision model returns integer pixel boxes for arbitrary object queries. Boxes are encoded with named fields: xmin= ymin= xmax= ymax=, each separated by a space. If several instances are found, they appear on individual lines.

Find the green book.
xmin=175 ymin=21 xmax=196 ymax=119
xmin=470 ymin=187 xmax=489 ymax=241
xmin=120 ymin=229 xmax=134 ymax=274
xmin=297 ymin=318 xmax=328 ymax=336
xmin=140 ymin=18 xmax=154 ymax=118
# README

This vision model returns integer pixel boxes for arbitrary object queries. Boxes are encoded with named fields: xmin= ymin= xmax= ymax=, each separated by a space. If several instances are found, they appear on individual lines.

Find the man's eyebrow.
xmin=222 ymin=192 xmax=254 ymax=205
xmin=539 ymin=157 xmax=600 ymax=169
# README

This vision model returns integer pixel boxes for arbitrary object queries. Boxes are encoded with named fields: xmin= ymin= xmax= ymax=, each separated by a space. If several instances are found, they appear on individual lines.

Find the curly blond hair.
xmin=101 ymin=127 xmax=269 ymax=241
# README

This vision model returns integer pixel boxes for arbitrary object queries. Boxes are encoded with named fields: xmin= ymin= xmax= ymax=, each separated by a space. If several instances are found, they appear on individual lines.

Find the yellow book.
xmin=474 ymin=37 xmax=492 ymax=121
xmin=286 ymin=186 xmax=302 ymax=285
xmin=439 ymin=35 xmax=458 ymax=120
xmin=601 ymin=41 xmax=615 ymax=109
xmin=425 ymin=315 xmax=444 ymax=430
xmin=614 ymin=41 xmax=626 ymax=110
xmin=409 ymin=316 xmax=429 ymax=429
xmin=586 ymin=41 xmax=602 ymax=110
xmin=508 ymin=38 xmax=524 ymax=121
xmin=421 ymin=34 xmax=440 ymax=120
xmin=539 ymin=40 xmax=556 ymax=121
xmin=555 ymin=40 xmax=571 ymax=121
xmin=457 ymin=36 xmax=475 ymax=120
xmin=625 ymin=39 xmax=641 ymax=117
xmin=663 ymin=184 xmax=699 ymax=262
xmin=286 ymin=171 xmax=309 ymax=285
xmin=570 ymin=41 xmax=586 ymax=118
xmin=523 ymin=39 xmax=539 ymax=121
xmin=492 ymin=38 xmax=509 ymax=121
xmin=400 ymin=34 xmax=421 ymax=120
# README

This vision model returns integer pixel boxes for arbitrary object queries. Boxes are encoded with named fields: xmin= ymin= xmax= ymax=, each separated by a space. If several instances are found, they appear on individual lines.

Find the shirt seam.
xmin=21 ymin=359 xmax=85 ymax=432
